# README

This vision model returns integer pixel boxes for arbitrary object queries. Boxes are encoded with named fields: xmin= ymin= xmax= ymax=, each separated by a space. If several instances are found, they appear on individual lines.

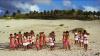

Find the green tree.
xmin=76 ymin=9 xmax=83 ymax=15
xmin=43 ymin=10 xmax=47 ymax=15
xmin=4 ymin=10 xmax=9 ymax=17
xmin=17 ymin=10 xmax=21 ymax=14
xmin=96 ymin=11 xmax=100 ymax=19
xmin=12 ymin=12 xmax=16 ymax=17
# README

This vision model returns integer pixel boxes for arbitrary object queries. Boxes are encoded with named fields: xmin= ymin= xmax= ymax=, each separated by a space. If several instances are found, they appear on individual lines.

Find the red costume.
xmin=63 ymin=36 xmax=65 ymax=47
xmin=63 ymin=35 xmax=69 ymax=48
xmin=39 ymin=36 xmax=43 ymax=48
xmin=36 ymin=38 xmax=40 ymax=49
xmin=14 ymin=35 xmax=19 ymax=47
xmin=43 ymin=34 xmax=46 ymax=45
xmin=9 ymin=34 xmax=15 ymax=49
xmin=18 ymin=34 xmax=23 ymax=45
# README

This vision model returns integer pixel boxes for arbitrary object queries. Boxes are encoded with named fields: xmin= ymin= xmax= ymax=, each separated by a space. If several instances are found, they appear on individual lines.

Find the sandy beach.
xmin=0 ymin=19 xmax=100 ymax=56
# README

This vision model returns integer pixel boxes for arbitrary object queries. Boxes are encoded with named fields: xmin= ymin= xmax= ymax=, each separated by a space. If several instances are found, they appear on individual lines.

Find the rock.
xmin=94 ymin=52 xmax=100 ymax=56
xmin=6 ymin=26 xmax=10 ymax=27
xmin=59 ymin=24 xmax=64 ymax=27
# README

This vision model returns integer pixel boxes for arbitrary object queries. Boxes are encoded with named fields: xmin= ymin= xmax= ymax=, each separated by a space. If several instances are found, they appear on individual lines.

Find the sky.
xmin=0 ymin=0 xmax=100 ymax=15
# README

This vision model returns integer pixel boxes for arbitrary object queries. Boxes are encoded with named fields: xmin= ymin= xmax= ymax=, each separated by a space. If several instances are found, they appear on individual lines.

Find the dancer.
xmin=22 ymin=32 xmax=29 ymax=50
xmin=77 ymin=31 xmax=82 ymax=46
xmin=83 ymin=34 xmax=88 ymax=51
xmin=62 ymin=31 xmax=66 ymax=49
xmin=74 ymin=32 xmax=79 ymax=45
xmin=14 ymin=33 xmax=19 ymax=49
xmin=9 ymin=34 xmax=15 ymax=50
xmin=51 ymin=31 xmax=56 ymax=42
xmin=18 ymin=31 xmax=23 ymax=47
xmin=39 ymin=32 xmax=44 ymax=49
xmin=49 ymin=33 xmax=55 ymax=50
xmin=43 ymin=32 xmax=46 ymax=46
xmin=80 ymin=33 xmax=84 ymax=47
xmin=28 ymin=33 xmax=33 ymax=48
xmin=62 ymin=31 xmax=71 ymax=50
xmin=35 ymin=34 xmax=40 ymax=51
xmin=30 ymin=30 xmax=35 ymax=46
xmin=83 ymin=31 xmax=89 ymax=51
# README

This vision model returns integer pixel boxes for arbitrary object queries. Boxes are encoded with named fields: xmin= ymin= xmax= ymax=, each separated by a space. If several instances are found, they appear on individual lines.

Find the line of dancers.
xmin=9 ymin=30 xmax=89 ymax=51
xmin=74 ymin=30 xmax=89 ymax=51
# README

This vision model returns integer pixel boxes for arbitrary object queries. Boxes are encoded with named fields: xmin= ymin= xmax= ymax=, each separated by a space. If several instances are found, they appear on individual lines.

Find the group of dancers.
xmin=9 ymin=30 xmax=89 ymax=51
xmin=9 ymin=30 xmax=56 ymax=51
xmin=74 ymin=30 xmax=89 ymax=50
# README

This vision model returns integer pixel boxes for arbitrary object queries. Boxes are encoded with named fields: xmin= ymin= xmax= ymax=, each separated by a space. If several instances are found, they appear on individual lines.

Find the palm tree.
xmin=40 ymin=12 xmax=43 ymax=15
xmin=12 ymin=12 xmax=16 ymax=17
xmin=93 ymin=11 xmax=96 ymax=17
xmin=4 ymin=10 xmax=9 ymax=17
xmin=88 ymin=11 xmax=93 ymax=15
xmin=17 ymin=10 xmax=21 ymax=14
xmin=76 ymin=9 xmax=83 ymax=15
xmin=83 ymin=11 xmax=89 ymax=16
xmin=50 ymin=10 xmax=54 ymax=15
xmin=47 ymin=11 xmax=50 ymax=16
xmin=96 ymin=11 xmax=100 ymax=19
xmin=29 ymin=11 xmax=33 ymax=15
xmin=43 ymin=10 xmax=47 ymax=15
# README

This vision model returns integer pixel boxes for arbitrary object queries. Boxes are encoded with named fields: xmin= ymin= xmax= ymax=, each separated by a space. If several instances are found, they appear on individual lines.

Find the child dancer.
xmin=62 ymin=32 xmax=66 ymax=49
xmin=80 ymin=33 xmax=84 ymax=47
xmin=43 ymin=32 xmax=46 ymax=46
xmin=66 ymin=31 xmax=71 ymax=50
xmin=9 ymin=34 xmax=15 ymax=50
xmin=83 ymin=32 xmax=89 ymax=51
xmin=74 ymin=32 xmax=79 ymax=45
xmin=30 ymin=30 xmax=35 ymax=37
xmin=51 ymin=31 xmax=56 ymax=43
xmin=22 ymin=32 xmax=29 ymax=51
xmin=77 ymin=31 xmax=82 ymax=46
xmin=35 ymin=34 xmax=40 ymax=51
xmin=28 ymin=33 xmax=33 ymax=48
xmin=30 ymin=30 xmax=35 ymax=46
xmin=14 ymin=33 xmax=19 ymax=49
xmin=18 ymin=31 xmax=23 ymax=48
xmin=39 ymin=32 xmax=44 ymax=49
xmin=62 ymin=31 xmax=71 ymax=50
xmin=49 ymin=33 xmax=55 ymax=50
xmin=16 ymin=34 xmax=19 ymax=48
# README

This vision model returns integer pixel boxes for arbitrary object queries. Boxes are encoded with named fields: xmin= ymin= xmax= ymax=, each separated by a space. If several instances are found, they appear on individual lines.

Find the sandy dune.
xmin=0 ymin=19 xmax=100 ymax=56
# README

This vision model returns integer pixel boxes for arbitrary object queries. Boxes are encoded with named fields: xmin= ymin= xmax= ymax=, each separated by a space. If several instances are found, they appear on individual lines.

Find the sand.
xmin=0 ymin=19 xmax=100 ymax=56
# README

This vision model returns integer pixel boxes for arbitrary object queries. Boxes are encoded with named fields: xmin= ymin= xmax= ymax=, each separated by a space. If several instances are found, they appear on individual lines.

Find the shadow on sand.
xmin=0 ymin=42 xmax=9 ymax=50
xmin=0 ymin=42 xmax=63 ymax=51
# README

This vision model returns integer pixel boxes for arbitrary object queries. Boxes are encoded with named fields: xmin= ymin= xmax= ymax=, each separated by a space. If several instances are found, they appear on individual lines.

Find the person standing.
xmin=62 ymin=31 xmax=71 ymax=50
xmin=14 ymin=33 xmax=19 ymax=49
xmin=18 ymin=31 xmax=23 ymax=48
xmin=49 ymin=33 xmax=55 ymax=50
xmin=35 ymin=34 xmax=40 ymax=51
xmin=9 ymin=34 xmax=15 ymax=50
xmin=39 ymin=32 xmax=44 ymax=49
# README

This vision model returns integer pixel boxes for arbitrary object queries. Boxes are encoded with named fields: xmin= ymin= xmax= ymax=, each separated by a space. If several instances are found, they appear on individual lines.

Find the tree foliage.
xmin=2 ymin=9 xmax=100 ymax=20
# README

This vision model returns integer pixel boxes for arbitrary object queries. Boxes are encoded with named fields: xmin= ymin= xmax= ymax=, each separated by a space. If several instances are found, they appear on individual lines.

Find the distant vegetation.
xmin=0 ymin=9 xmax=100 ymax=20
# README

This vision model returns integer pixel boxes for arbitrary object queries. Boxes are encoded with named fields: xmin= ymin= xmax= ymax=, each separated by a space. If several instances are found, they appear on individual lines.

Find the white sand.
xmin=0 ymin=19 xmax=100 ymax=56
